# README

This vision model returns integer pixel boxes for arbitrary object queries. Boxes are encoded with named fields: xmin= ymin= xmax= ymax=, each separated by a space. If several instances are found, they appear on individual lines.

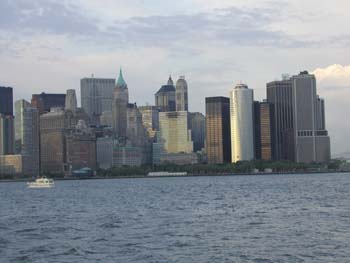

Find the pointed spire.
xmin=116 ymin=67 xmax=127 ymax=88
xmin=167 ymin=75 xmax=174 ymax=86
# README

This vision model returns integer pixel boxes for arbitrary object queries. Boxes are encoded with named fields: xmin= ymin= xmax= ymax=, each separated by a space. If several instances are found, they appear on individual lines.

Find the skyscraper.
xmin=65 ymin=89 xmax=77 ymax=112
xmin=230 ymin=84 xmax=254 ymax=162
xmin=291 ymin=71 xmax=330 ymax=163
xmin=114 ymin=69 xmax=129 ymax=103
xmin=266 ymin=78 xmax=294 ymax=160
xmin=175 ymin=76 xmax=189 ymax=111
xmin=205 ymin=97 xmax=231 ymax=164
xmin=31 ymin=92 xmax=66 ymax=115
xmin=267 ymin=72 xmax=331 ymax=163
xmin=112 ymin=70 xmax=128 ymax=139
xmin=254 ymin=101 xmax=275 ymax=161
xmin=139 ymin=105 xmax=160 ymax=140
xmin=189 ymin=112 xmax=205 ymax=152
xmin=14 ymin=100 xmax=40 ymax=175
xmin=0 ymin=87 xmax=13 ymax=116
xmin=158 ymin=111 xmax=193 ymax=153
xmin=0 ymin=86 xmax=14 ymax=155
xmin=80 ymin=76 xmax=115 ymax=124
xmin=0 ymin=114 xmax=14 ymax=155
xmin=155 ymin=76 xmax=176 ymax=112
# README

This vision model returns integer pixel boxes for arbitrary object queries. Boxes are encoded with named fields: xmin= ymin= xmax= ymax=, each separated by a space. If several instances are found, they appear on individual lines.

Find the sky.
xmin=0 ymin=0 xmax=350 ymax=155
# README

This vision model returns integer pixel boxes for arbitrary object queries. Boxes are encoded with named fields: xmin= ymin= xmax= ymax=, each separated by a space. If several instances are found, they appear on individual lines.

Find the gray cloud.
xmin=0 ymin=0 xmax=310 ymax=51
xmin=0 ymin=0 xmax=99 ymax=35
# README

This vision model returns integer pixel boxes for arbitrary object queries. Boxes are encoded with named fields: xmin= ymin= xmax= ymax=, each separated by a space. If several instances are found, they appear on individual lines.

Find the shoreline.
xmin=0 ymin=170 xmax=348 ymax=183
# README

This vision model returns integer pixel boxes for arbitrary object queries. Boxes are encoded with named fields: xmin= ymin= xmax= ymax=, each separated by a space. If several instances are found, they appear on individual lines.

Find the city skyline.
xmin=1 ymin=0 xmax=350 ymax=154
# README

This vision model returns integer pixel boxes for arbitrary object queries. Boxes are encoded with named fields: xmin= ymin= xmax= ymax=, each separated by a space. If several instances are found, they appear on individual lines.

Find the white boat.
xmin=147 ymin=171 xmax=187 ymax=177
xmin=27 ymin=177 xmax=55 ymax=188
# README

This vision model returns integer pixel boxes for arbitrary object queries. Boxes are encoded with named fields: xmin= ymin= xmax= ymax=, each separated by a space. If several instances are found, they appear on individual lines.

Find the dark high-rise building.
xmin=155 ymin=76 xmax=176 ymax=112
xmin=254 ymin=101 xmax=275 ymax=161
xmin=189 ymin=112 xmax=205 ymax=152
xmin=31 ymin=92 xmax=66 ymax=115
xmin=266 ymin=78 xmax=294 ymax=161
xmin=0 ymin=87 xmax=13 ymax=115
xmin=15 ymin=100 xmax=40 ymax=176
xmin=0 ymin=114 xmax=15 ymax=155
xmin=205 ymin=97 xmax=231 ymax=164
xmin=267 ymin=72 xmax=331 ymax=163
xmin=0 ymin=86 xmax=14 ymax=155
xmin=253 ymin=101 xmax=262 ymax=160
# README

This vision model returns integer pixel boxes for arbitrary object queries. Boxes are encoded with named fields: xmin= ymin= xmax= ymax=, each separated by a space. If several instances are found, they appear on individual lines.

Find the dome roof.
xmin=156 ymin=85 xmax=176 ymax=94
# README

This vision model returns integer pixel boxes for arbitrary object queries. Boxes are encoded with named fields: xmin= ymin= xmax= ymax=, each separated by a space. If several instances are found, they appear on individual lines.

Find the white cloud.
xmin=313 ymin=64 xmax=350 ymax=85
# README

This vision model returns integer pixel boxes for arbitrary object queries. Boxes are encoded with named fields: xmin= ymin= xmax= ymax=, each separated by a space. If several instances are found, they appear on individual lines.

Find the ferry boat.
xmin=147 ymin=171 xmax=188 ymax=177
xmin=27 ymin=177 xmax=55 ymax=188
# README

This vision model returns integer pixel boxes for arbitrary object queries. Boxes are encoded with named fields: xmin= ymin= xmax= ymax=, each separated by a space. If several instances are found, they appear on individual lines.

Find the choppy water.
xmin=1 ymin=173 xmax=350 ymax=262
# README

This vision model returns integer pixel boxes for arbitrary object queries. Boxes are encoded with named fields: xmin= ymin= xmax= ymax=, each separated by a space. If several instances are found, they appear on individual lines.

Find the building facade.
xmin=175 ymin=76 xmax=189 ymax=111
xmin=112 ymin=70 xmax=129 ymax=139
xmin=266 ymin=78 xmax=295 ymax=161
xmin=0 ymin=114 xmax=14 ymax=155
xmin=230 ymin=84 xmax=254 ymax=162
xmin=155 ymin=77 xmax=176 ymax=112
xmin=65 ymin=89 xmax=78 ymax=112
xmin=40 ymin=108 xmax=81 ymax=174
xmin=80 ymin=77 xmax=115 ymax=124
xmin=139 ymin=105 xmax=160 ymax=140
xmin=0 ymin=86 xmax=14 ymax=155
xmin=158 ymin=111 xmax=193 ymax=154
xmin=0 ymin=86 xmax=13 ymax=116
xmin=65 ymin=122 xmax=96 ymax=172
xmin=189 ymin=112 xmax=205 ymax=152
xmin=267 ymin=72 xmax=331 ymax=163
xmin=291 ymin=72 xmax=331 ymax=163
xmin=14 ymin=100 xmax=40 ymax=175
xmin=205 ymin=97 xmax=231 ymax=164
xmin=31 ymin=92 xmax=66 ymax=115
xmin=254 ymin=101 xmax=275 ymax=161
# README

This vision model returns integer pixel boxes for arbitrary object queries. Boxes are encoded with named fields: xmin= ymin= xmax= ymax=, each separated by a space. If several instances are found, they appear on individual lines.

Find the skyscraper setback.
xmin=267 ymin=71 xmax=331 ymax=163
xmin=155 ymin=77 xmax=176 ymax=112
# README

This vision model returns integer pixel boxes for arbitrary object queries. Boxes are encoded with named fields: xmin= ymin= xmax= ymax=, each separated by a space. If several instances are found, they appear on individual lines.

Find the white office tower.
xmin=65 ymin=89 xmax=77 ymax=112
xmin=230 ymin=84 xmax=254 ymax=162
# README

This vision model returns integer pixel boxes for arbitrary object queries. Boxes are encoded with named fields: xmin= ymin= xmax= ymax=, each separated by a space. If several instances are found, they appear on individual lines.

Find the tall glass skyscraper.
xmin=0 ymin=87 xmax=13 ymax=116
xmin=205 ymin=97 xmax=231 ymax=164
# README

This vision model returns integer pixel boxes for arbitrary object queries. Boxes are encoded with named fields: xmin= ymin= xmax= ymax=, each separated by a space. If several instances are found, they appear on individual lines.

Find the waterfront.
xmin=1 ymin=173 xmax=350 ymax=262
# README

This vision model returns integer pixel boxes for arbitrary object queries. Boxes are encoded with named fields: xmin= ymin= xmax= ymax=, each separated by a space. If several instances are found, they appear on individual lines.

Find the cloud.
xmin=313 ymin=64 xmax=350 ymax=85
xmin=0 ymin=0 xmax=99 ymax=35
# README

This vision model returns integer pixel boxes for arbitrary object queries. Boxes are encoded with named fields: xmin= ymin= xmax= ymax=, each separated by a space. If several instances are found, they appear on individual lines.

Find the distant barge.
xmin=147 ymin=172 xmax=188 ymax=177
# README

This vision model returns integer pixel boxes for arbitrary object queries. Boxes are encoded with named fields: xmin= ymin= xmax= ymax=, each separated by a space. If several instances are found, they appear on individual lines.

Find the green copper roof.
xmin=116 ymin=68 xmax=127 ymax=88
